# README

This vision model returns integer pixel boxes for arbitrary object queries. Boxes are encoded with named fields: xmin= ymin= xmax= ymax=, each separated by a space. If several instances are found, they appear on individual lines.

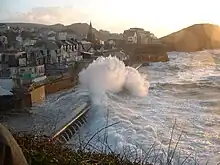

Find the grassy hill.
xmin=160 ymin=23 xmax=220 ymax=52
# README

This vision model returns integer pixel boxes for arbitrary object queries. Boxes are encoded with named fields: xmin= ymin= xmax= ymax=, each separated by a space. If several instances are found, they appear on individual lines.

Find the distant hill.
xmin=5 ymin=23 xmax=46 ymax=29
xmin=160 ymin=23 xmax=220 ymax=52
xmin=2 ymin=22 xmax=122 ymax=41
xmin=48 ymin=23 xmax=65 ymax=31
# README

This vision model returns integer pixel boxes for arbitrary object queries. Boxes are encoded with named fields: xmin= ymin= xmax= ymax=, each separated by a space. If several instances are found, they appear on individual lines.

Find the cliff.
xmin=160 ymin=23 xmax=220 ymax=52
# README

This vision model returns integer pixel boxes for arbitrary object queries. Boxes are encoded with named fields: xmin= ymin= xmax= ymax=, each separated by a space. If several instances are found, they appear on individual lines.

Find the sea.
xmin=2 ymin=50 xmax=220 ymax=165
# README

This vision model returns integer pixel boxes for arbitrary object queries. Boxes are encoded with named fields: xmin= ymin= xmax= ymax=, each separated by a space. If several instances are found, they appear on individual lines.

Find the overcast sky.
xmin=0 ymin=0 xmax=219 ymax=37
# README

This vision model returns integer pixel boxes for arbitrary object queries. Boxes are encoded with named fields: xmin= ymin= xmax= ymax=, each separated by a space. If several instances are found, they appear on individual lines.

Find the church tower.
xmin=87 ymin=21 xmax=95 ymax=43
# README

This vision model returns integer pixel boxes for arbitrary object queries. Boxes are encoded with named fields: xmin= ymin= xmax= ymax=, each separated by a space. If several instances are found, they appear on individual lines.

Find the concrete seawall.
xmin=49 ymin=101 xmax=91 ymax=143
xmin=123 ymin=43 xmax=169 ymax=64
xmin=45 ymin=77 xmax=76 ymax=95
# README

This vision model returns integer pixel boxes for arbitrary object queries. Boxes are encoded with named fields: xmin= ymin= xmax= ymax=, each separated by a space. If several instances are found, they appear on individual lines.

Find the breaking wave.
xmin=79 ymin=56 xmax=149 ymax=104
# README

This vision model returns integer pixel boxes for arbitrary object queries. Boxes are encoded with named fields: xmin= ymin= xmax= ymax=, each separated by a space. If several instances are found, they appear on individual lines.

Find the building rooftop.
xmin=48 ymin=33 xmax=56 ymax=37
xmin=130 ymin=28 xmax=144 ymax=31
xmin=35 ymin=40 xmax=59 ymax=50
xmin=124 ymin=30 xmax=136 ymax=36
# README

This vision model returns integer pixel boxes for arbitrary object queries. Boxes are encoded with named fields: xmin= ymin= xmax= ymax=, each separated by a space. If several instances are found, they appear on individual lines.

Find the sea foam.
xmin=79 ymin=56 xmax=149 ymax=104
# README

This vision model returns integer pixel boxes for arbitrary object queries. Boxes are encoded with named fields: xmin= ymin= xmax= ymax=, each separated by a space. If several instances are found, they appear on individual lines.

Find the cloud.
xmin=0 ymin=6 xmax=136 ymax=34
xmin=0 ymin=7 xmax=91 ymax=25
xmin=0 ymin=5 xmax=169 ymax=36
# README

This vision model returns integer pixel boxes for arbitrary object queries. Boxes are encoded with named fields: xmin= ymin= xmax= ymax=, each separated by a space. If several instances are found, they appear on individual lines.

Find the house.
xmin=16 ymin=35 xmax=23 ymax=43
xmin=56 ymin=39 xmax=83 ymax=63
xmin=0 ymin=51 xmax=27 ymax=77
xmin=66 ymin=31 xmax=79 ymax=40
xmin=34 ymin=40 xmax=59 ymax=64
xmin=11 ymin=64 xmax=46 ymax=88
xmin=124 ymin=30 xmax=137 ymax=44
xmin=105 ymin=39 xmax=117 ymax=49
xmin=23 ymin=38 xmax=37 ymax=47
xmin=7 ymin=50 xmax=47 ymax=88
xmin=0 ymin=51 xmax=26 ymax=68
xmin=11 ymin=26 xmax=22 ymax=33
xmin=48 ymin=30 xmax=56 ymax=35
xmin=81 ymin=40 xmax=92 ymax=52
xmin=123 ymin=28 xmax=159 ymax=44
xmin=48 ymin=33 xmax=56 ymax=41
xmin=108 ymin=39 xmax=116 ymax=45
xmin=57 ymin=32 xmax=67 ymax=41
xmin=0 ymin=24 xmax=9 ymax=33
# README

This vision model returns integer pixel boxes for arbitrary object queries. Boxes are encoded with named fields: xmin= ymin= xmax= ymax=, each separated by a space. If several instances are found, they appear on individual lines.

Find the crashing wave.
xmin=79 ymin=56 xmax=149 ymax=104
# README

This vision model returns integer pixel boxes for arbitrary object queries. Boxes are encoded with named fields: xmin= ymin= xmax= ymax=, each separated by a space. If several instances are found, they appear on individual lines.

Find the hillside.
xmin=160 ymin=23 xmax=220 ymax=52
xmin=5 ymin=22 xmax=47 ymax=29
xmin=3 ymin=22 xmax=122 ymax=41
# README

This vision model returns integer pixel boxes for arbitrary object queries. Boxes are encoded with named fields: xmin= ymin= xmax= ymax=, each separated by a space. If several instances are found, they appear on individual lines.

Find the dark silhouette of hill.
xmin=5 ymin=22 xmax=46 ymax=29
xmin=2 ymin=22 xmax=122 ymax=41
xmin=160 ymin=23 xmax=220 ymax=52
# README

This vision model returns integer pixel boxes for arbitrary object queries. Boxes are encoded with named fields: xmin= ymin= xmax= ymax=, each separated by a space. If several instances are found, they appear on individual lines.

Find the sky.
xmin=0 ymin=0 xmax=220 ymax=37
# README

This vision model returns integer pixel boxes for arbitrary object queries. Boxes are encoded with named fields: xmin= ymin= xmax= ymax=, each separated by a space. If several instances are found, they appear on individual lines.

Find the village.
xmin=0 ymin=22 xmax=165 ymax=111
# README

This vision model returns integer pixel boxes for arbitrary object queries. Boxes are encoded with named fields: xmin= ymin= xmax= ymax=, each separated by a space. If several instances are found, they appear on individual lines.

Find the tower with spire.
xmin=87 ymin=21 xmax=95 ymax=43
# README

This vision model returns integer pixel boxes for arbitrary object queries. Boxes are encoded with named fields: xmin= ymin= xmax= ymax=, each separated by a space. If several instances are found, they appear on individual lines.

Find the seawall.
xmin=45 ymin=76 xmax=76 ymax=95
xmin=122 ymin=43 xmax=169 ymax=64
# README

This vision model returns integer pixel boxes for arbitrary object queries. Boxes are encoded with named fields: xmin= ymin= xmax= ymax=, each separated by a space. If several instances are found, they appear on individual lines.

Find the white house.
xmin=124 ymin=28 xmax=159 ymax=44
xmin=127 ymin=31 xmax=137 ymax=44
xmin=23 ymin=39 xmax=37 ymax=47
xmin=57 ymin=32 xmax=67 ymax=40
xmin=16 ymin=35 xmax=23 ymax=43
